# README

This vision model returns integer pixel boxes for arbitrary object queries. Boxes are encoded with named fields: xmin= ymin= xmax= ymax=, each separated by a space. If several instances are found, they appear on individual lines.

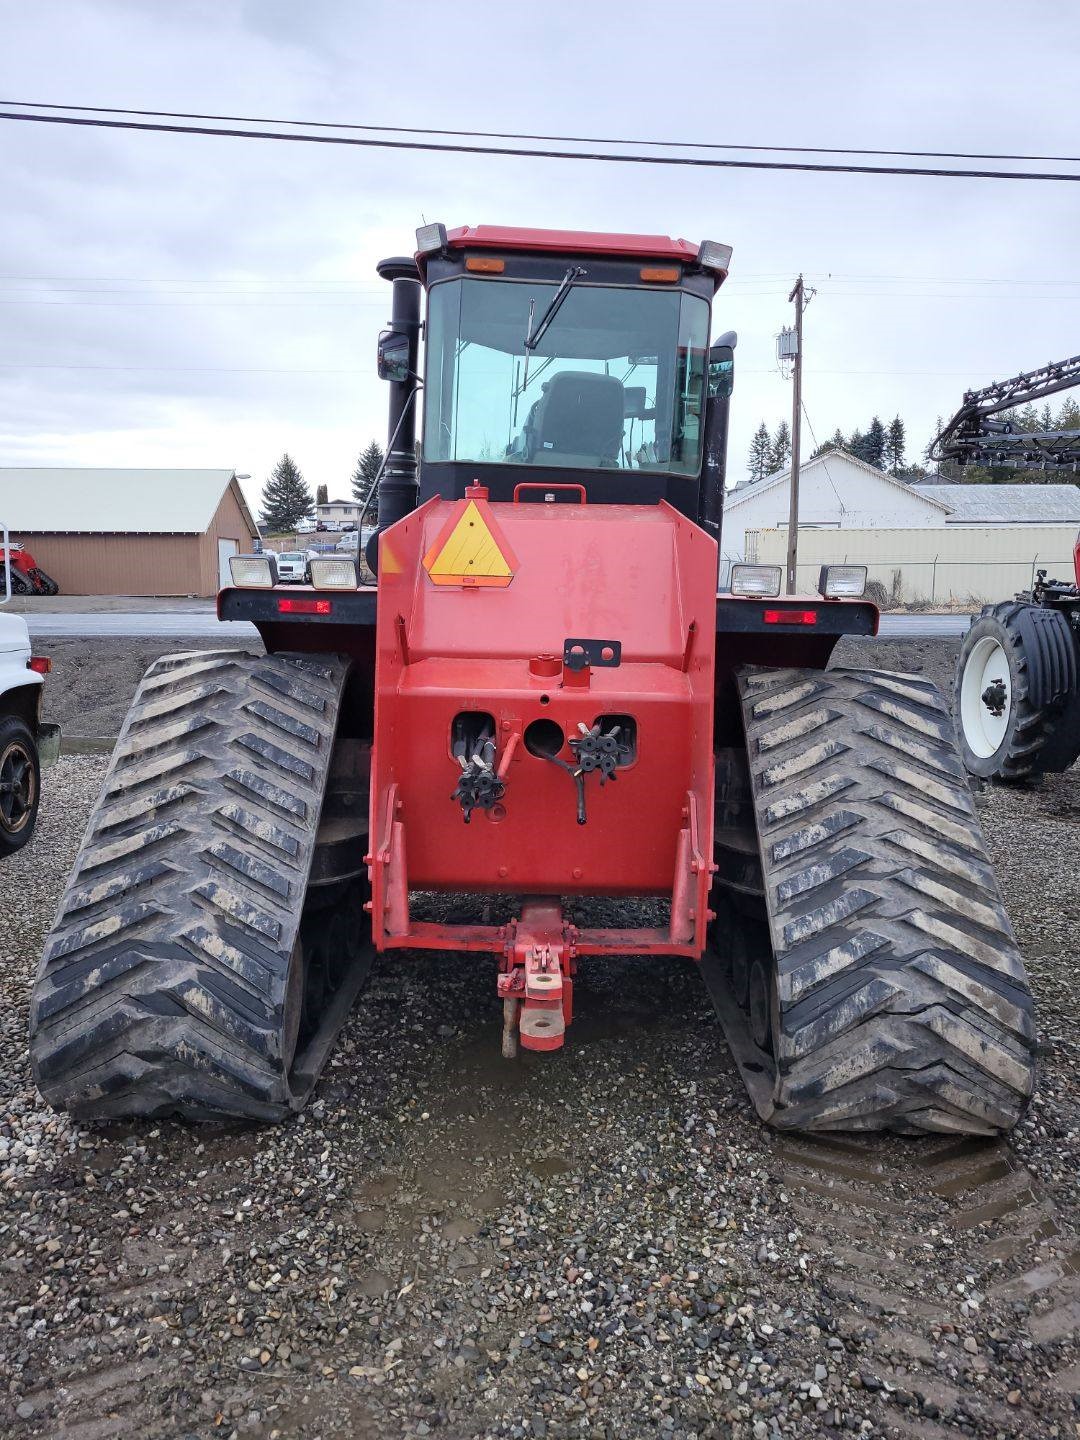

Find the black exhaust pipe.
xmin=367 ymin=257 xmax=422 ymax=573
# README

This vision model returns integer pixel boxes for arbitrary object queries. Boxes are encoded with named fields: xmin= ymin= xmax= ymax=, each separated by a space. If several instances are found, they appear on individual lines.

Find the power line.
xmin=3 ymin=108 xmax=1080 ymax=182
xmin=800 ymin=402 xmax=846 ymax=514
xmin=0 ymin=362 xmax=996 ymax=377
xmin=4 ymin=98 xmax=1079 ymax=167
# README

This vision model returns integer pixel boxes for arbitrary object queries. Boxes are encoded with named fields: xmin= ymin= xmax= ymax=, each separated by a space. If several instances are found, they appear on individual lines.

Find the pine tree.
xmin=885 ymin=415 xmax=906 ymax=474
xmin=1040 ymin=402 xmax=1054 ymax=432
xmin=863 ymin=416 xmax=887 ymax=470
xmin=747 ymin=422 xmax=771 ymax=483
xmin=768 ymin=420 xmax=791 ymax=474
xmin=1056 ymin=397 xmax=1080 ymax=430
xmin=848 ymin=429 xmax=867 ymax=464
xmin=260 ymin=453 xmax=313 ymax=533
xmin=812 ymin=427 xmax=846 ymax=458
xmin=316 ymin=483 xmax=328 ymax=507
xmin=351 ymin=440 xmax=385 ymax=524
xmin=1017 ymin=403 xmax=1039 ymax=432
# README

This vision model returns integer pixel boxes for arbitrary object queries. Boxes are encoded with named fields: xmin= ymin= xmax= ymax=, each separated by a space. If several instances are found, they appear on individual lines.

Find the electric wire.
xmin=2 ymin=109 xmax=1080 ymax=182
xmin=800 ymin=402 xmax=846 ymax=514
xmin=4 ymin=98 xmax=1079 ymax=166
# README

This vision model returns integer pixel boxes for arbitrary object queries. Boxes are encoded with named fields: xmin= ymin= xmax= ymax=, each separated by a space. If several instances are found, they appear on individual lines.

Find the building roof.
xmin=0 ymin=468 xmax=257 ymax=535
xmin=726 ymin=448 xmax=953 ymax=513
xmin=912 ymin=482 xmax=1080 ymax=523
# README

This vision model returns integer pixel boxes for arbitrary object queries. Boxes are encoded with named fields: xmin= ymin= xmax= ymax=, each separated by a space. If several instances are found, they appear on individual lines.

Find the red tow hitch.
xmin=497 ymin=901 xmax=575 ymax=1057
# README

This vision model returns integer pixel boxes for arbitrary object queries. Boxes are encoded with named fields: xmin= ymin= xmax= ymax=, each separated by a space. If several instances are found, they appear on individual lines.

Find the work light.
xmin=818 ymin=565 xmax=868 ymax=599
xmin=228 ymin=554 xmax=278 ymax=588
xmin=731 ymin=563 xmax=782 ymax=597
xmin=696 ymin=240 xmax=733 ymax=276
xmin=415 ymin=222 xmax=448 ymax=256
xmin=309 ymin=556 xmax=359 ymax=590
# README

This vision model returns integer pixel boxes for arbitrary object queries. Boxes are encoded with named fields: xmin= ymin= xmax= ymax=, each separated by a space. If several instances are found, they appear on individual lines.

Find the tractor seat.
xmin=526 ymin=371 xmax=625 ymax=467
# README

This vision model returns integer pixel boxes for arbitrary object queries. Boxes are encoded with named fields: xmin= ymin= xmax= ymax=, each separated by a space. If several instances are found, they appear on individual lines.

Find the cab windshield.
xmin=422 ymin=277 xmax=710 ymax=475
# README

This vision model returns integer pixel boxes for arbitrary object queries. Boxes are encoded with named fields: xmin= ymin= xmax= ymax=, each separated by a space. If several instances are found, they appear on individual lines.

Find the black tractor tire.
xmin=29 ymin=648 xmax=371 ymax=1122
xmin=707 ymin=667 xmax=1036 ymax=1135
xmin=956 ymin=602 xmax=1080 ymax=781
xmin=0 ymin=715 xmax=40 ymax=856
xmin=8 ymin=570 xmax=33 ymax=596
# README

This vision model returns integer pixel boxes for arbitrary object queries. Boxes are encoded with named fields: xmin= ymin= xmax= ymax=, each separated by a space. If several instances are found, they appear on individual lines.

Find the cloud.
xmin=1 ymin=0 xmax=1078 ymax=510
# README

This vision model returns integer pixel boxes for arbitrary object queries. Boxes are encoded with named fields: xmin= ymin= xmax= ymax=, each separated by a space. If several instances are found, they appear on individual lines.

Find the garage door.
xmin=218 ymin=538 xmax=238 ymax=589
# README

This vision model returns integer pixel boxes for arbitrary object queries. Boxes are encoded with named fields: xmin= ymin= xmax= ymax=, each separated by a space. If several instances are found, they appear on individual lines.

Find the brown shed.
xmin=0 ymin=468 xmax=259 ymax=596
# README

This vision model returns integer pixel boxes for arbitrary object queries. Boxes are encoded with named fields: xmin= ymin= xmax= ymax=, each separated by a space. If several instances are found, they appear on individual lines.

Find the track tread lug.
xmin=29 ymin=651 xmax=361 ymax=1124
xmin=712 ymin=666 xmax=1036 ymax=1136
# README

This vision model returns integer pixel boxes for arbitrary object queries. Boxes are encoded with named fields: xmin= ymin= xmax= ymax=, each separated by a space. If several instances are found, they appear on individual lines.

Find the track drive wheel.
xmin=706 ymin=666 xmax=1036 ymax=1135
xmin=957 ymin=602 xmax=1080 ymax=781
xmin=29 ymin=649 xmax=373 ymax=1122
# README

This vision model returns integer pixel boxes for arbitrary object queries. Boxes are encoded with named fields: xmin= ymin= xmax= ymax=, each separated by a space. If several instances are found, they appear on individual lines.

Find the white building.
xmin=721 ymin=449 xmax=950 ymax=568
xmin=730 ymin=449 xmax=1080 ymax=603
xmin=317 ymin=499 xmax=362 ymax=527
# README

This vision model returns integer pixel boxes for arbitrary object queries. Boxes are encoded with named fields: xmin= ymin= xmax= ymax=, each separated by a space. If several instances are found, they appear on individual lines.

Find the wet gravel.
xmin=1 ymin=639 xmax=1078 ymax=1438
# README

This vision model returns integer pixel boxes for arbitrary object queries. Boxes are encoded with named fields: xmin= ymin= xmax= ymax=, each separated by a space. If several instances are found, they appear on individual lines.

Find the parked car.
xmin=275 ymin=551 xmax=312 ymax=584
xmin=335 ymin=532 xmax=359 ymax=552
xmin=339 ymin=521 xmax=357 ymax=533
xmin=296 ymin=519 xmax=316 ymax=534
xmin=0 ymin=610 xmax=59 ymax=856
xmin=316 ymin=521 xmax=330 ymax=532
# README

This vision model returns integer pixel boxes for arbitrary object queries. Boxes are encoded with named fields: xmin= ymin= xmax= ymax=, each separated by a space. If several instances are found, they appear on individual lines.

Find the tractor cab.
xmin=372 ymin=225 xmax=735 ymax=555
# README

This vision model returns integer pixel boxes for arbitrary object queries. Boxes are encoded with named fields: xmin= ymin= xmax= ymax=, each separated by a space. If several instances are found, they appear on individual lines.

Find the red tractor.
xmin=0 ymin=541 xmax=59 ymax=596
xmin=29 ymin=225 xmax=1034 ymax=1136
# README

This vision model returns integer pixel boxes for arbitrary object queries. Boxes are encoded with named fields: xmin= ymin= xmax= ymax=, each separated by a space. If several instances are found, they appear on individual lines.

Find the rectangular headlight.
xmin=415 ymin=221 xmax=448 ymax=256
xmin=697 ymin=240 xmax=733 ymax=275
xmin=309 ymin=557 xmax=359 ymax=590
xmin=818 ymin=564 xmax=867 ymax=599
xmin=731 ymin=563 xmax=782 ymax=597
xmin=228 ymin=554 xmax=277 ymax=588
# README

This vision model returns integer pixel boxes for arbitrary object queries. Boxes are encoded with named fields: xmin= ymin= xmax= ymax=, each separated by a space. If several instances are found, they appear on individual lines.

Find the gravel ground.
xmin=1 ymin=639 xmax=1078 ymax=1439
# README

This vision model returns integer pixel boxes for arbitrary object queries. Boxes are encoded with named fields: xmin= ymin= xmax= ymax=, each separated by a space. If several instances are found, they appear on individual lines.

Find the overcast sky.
xmin=2 ymin=0 xmax=1079 ymax=515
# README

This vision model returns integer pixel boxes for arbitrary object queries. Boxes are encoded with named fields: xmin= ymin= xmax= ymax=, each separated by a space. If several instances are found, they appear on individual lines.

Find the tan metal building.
xmin=0 ymin=468 xmax=258 ymax=596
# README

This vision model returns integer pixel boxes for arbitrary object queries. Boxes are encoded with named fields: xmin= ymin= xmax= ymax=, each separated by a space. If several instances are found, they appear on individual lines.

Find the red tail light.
xmin=763 ymin=609 xmax=818 ymax=626
xmin=27 ymin=656 xmax=51 ymax=674
xmin=277 ymin=598 xmax=332 ymax=615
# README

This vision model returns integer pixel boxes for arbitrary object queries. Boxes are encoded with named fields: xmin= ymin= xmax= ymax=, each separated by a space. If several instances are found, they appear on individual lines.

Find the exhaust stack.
xmin=368 ymin=256 xmax=422 ymax=572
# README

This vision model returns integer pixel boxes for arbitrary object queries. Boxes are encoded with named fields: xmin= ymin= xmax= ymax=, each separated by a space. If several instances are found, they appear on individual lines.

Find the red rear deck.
xmin=367 ymin=489 xmax=718 ymax=956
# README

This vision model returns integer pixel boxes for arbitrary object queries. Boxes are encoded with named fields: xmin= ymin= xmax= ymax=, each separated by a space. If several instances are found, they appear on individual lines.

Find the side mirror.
xmin=377 ymin=328 xmax=411 ymax=383
xmin=708 ymin=333 xmax=736 ymax=400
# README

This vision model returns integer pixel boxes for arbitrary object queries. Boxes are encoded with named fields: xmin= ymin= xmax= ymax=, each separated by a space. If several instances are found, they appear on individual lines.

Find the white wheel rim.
xmin=960 ymin=636 xmax=1012 ymax=758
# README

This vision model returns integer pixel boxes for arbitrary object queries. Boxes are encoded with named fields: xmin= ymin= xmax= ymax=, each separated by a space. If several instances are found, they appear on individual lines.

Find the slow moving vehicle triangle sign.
xmin=422 ymin=497 xmax=516 ymax=587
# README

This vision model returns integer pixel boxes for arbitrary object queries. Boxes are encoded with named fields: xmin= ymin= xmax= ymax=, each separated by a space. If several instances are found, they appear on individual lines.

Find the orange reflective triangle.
xmin=423 ymin=499 xmax=515 ymax=587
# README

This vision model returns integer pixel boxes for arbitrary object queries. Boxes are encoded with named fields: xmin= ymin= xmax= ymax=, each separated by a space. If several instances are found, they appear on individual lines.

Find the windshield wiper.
xmin=524 ymin=266 xmax=586 ymax=352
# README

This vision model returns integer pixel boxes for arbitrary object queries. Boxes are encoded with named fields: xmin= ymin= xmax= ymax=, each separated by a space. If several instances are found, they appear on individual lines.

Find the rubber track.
xmin=737 ymin=666 xmax=1036 ymax=1135
xmin=957 ymin=601 xmax=1080 ymax=780
xmin=29 ymin=648 xmax=350 ymax=1121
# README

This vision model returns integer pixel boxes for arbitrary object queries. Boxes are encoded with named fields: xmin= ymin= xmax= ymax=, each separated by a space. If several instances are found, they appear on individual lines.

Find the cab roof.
xmin=445 ymin=225 xmax=702 ymax=263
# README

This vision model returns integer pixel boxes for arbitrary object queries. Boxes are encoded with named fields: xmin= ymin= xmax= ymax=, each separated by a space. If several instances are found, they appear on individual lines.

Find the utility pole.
xmin=784 ymin=274 xmax=806 ymax=594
